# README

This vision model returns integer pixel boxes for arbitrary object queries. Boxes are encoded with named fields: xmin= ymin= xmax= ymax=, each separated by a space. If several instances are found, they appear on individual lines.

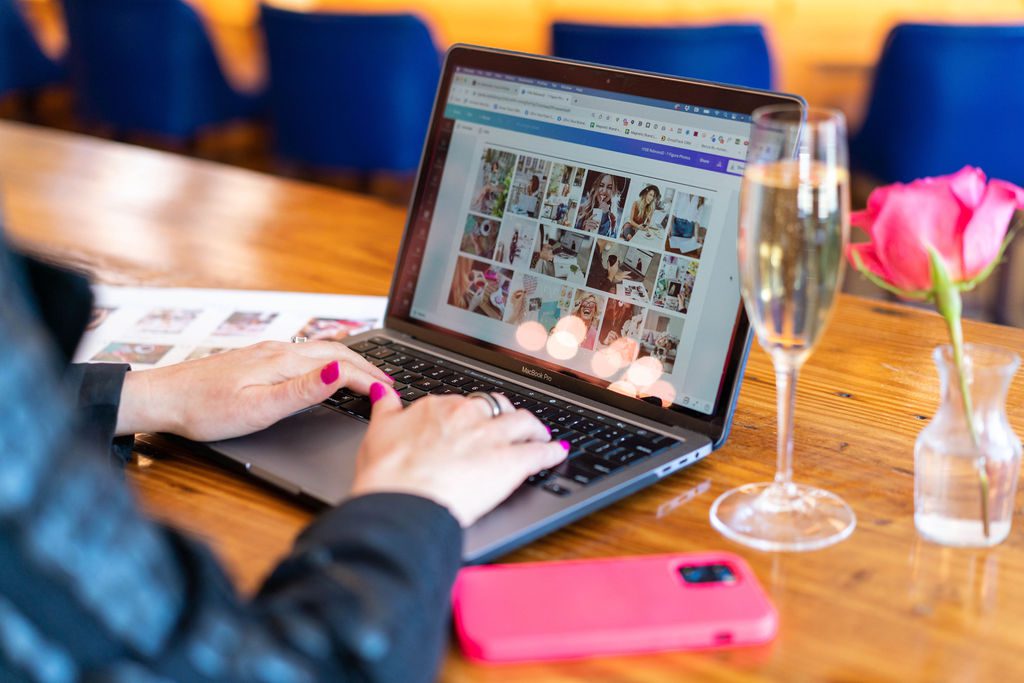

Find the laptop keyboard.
xmin=327 ymin=337 xmax=683 ymax=497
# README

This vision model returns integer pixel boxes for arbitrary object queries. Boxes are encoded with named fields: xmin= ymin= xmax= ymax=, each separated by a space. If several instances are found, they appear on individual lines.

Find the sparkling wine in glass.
xmin=709 ymin=106 xmax=856 ymax=552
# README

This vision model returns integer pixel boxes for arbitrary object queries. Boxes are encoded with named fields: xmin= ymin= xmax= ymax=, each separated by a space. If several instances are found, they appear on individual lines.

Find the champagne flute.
xmin=709 ymin=106 xmax=856 ymax=551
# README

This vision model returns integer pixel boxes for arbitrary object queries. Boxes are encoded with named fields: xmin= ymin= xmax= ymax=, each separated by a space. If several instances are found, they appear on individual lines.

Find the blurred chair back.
xmin=261 ymin=6 xmax=440 ymax=173
xmin=61 ymin=0 xmax=259 ymax=139
xmin=551 ymin=23 xmax=772 ymax=90
xmin=0 ymin=0 xmax=64 ymax=96
xmin=853 ymin=24 xmax=1024 ymax=186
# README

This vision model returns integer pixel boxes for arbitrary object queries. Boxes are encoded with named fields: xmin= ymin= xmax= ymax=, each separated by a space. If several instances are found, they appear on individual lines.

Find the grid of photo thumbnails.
xmin=447 ymin=146 xmax=715 ymax=376
xmin=86 ymin=308 xmax=376 ymax=366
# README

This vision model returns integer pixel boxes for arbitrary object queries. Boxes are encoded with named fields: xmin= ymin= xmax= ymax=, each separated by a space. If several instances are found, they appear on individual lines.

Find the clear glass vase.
xmin=915 ymin=344 xmax=1022 ymax=547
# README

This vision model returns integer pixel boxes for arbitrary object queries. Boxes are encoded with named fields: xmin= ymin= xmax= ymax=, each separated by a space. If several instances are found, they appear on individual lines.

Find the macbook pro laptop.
xmin=206 ymin=46 xmax=802 ymax=563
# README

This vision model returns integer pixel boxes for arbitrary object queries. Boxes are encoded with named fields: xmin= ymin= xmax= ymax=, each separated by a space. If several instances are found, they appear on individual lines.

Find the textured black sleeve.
xmin=64 ymin=362 xmax=135 ymax=469
xmin=0 ymin=243 xmax=464 ymax=683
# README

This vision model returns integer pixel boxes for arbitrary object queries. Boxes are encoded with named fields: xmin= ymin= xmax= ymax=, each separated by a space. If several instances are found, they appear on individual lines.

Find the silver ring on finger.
xmin=466 ymin=391 xmax=503 ymax=419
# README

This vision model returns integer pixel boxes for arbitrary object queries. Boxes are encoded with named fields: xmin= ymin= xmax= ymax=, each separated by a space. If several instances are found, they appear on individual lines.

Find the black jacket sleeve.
xmin=65 ymin=362 xmax=136 ymax=469
xmin=0 ymin=240 xmax=464 ymax=682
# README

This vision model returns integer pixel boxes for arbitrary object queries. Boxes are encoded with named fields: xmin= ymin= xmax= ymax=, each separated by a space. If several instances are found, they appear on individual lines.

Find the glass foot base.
xmin=710 ymin=482 xmax=856 ymax=552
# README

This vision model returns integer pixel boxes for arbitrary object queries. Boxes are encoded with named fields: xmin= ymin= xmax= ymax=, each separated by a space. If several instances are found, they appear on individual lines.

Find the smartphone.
xmin=452 ymin=551 xmax=776 ymax=663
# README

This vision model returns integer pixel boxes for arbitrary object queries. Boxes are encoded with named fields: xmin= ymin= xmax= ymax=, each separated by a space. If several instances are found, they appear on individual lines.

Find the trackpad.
xmin=210 ymin=406 xmax=366 ymax=505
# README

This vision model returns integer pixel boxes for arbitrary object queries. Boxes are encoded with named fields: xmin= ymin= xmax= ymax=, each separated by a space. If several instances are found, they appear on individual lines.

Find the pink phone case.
xmin=452 ymin=551 xmax=777 ymax=663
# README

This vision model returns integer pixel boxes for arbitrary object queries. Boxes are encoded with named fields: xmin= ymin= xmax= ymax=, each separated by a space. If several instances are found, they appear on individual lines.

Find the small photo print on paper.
xmin=87 ymin=307 xmax=116 ymax=332
xmin=92 ymin=342 xmax=173 ymax=365
xmin=297 ymin=317 xmax=375 ymax=341
xmin=185 ymin=346 xmax=230 ymax=361
xmin=134 ymin=308 xmax=201 ymax=334
xmin=213 ymin=312 xmax=279 ymax=336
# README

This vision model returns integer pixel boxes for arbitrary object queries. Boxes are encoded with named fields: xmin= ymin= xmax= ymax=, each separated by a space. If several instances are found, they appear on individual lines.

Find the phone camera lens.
xmin=679 ymin=563 xmax=736 ymax=584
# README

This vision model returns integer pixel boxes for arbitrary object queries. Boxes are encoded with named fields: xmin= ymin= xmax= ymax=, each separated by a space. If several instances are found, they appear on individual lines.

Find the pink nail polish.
xmin=369 ymin=383 xmax=387 ymax=404
xmin=544 ymin=425 xmax=552 ymax=437
xmin=320 ymin=361 xmax=340 ymax=385
xmin=559 ymin=440 xmax=571 ymax=451
xmin=385 ymin=373 xmax=395 ymax=382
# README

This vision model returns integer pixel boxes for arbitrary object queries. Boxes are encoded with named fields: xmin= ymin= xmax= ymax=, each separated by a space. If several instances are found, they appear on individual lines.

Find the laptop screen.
xmin=390 ymin=56 xmax=773 ymax=420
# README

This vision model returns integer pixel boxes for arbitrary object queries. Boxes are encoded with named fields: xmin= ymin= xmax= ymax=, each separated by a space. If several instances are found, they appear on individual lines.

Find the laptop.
xmin=206 ymin=46 xmax=802 ymax=563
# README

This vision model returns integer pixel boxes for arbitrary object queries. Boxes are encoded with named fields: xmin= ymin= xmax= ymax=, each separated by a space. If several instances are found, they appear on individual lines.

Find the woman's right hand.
xmin=350 ymin=385 xmax=570 ymax=527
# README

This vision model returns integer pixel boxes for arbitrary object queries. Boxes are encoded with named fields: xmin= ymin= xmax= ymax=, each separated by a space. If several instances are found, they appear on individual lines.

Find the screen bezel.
xmin=386 ymin=45 xmax=803 ymax=444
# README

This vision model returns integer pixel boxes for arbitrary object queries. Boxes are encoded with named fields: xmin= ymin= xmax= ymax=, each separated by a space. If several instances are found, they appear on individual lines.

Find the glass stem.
xmin=773 ymin=353 xmax=800 ymax=490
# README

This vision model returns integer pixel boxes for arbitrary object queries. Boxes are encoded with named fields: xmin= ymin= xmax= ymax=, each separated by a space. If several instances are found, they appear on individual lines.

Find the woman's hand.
xmin=116 ymin=341 xmax=392 ymax=441
xmin=351 ymin=385 xmax=569 ymax=527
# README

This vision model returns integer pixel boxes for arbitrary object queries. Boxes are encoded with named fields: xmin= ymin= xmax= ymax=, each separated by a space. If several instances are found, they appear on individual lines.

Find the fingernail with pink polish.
xmin=559 ymin=440 xmax=571 ymax=451
xmin=384 ymin=373 xmax=395 ymax=383
xmin=320 ymin=361 xmax=340 ymax=385
xmin=545 ymin=425 xmax=552 ymax=437
xmin=369 ymin=382 xmax=387 ymax=404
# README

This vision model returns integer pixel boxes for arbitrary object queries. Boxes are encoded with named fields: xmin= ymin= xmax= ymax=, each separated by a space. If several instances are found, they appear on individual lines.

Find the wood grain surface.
xmin=2 ymin=121 xmax=1022 ymax=683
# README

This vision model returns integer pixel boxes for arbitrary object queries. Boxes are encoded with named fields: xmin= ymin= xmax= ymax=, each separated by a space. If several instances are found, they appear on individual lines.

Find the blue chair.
xmin=260 ymin=6 xmax=440 ymax=173
xmin=551 ymin=23 xmax=772 ymax=90
xmin=852 ymin=24 xmax=1024 ymax=186
xmin=0 ymin=0 xmax=65 ymax=97
xmin=61 ymin=0 xmax=261 ymax=139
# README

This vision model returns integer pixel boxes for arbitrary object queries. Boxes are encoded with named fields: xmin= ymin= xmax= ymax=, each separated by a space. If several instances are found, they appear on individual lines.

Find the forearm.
xmin=114 ymin=365 xmax=182 ymax=436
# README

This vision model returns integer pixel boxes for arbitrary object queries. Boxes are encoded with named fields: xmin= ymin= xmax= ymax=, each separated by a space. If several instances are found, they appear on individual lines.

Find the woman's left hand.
xmin=115 ymin=341 xmax=392 ymax=441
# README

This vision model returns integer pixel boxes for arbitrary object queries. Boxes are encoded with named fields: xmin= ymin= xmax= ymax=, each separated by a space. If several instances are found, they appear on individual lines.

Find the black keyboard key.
xmin=527 ymin=470 xmax=551 ymax=486
xmin=546 ymin=422 xmax=567 ymax=437
xmin=348 ymin=341 xmax=378 ymax=353
xmin=387 ymin=354 xmax=414 ymax=366
xmin=367 ymin=347 xmax=395 ymax=360
xmin=575 ymin=421 xmax=601 ymax=435
xmin=593 ymin=428 xmax=626 ymax=442
xmin=429 ymin=387 xmax=460 ymax=395
xmin=564 ymin=431 xmax=589 ymax=447
xmin=394 ymin=371 xmax=422 ymax=385
xmin=510 ymin=396 xmax=538 ymax=410
xmin=542 ymin=481 xmax=572 ymax=496
xmin=413 ymin=378 xmax=442 ymax=391
xmin=368 ymin=337 xmax=392 ymax=346
xmin=379 ymin=363 xmax=402 ymax=376
xmin=445 ymin=374 xmax=472 ymax=388
xmin=339 ymin=397 xmax=372 ymax=419
xmin=591 ymin=459 xmax=624 ymax=475
xmin=407 ymin=360 xmax=434 ymax=373
xmin=397 ymin=387 xmax=428 ymax=401
xmin=425 ymin=367 xmax=452 ymax=380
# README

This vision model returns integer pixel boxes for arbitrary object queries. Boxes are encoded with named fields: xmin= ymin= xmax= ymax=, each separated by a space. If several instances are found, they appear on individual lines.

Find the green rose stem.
xmin=928 ymin=248 xmax=989 ymax=540
xmin=852 ymin=247 xmax=996 ymax=539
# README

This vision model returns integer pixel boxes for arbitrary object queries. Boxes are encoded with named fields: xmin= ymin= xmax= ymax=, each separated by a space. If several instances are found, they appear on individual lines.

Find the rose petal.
xmin=946 ymin=166 xmax=988 ymax=209
xmin=989 ymin=178 xmax=1024 ymax=208
xmin=871 ymin=182 xmax=966 ymax=289
xmin=961 ymin=182 xmax=1018 ymax=279
xmin=861 ymin=183 xmax=899 ymax=234
xmin=847 ymin=242 xmax=892 ymax=282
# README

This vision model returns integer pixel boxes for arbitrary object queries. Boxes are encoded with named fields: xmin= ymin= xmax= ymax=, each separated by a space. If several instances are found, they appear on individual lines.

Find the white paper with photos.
xmin=74 ymin=285 xmax=388 ymax=368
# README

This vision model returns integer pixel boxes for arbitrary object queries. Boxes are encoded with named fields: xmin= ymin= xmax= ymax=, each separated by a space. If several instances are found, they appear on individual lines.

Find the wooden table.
xmin=2 ymin=121 xmax=1023 ymax=682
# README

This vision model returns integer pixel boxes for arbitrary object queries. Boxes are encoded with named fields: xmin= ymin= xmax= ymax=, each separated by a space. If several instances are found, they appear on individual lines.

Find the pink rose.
xmin=847 ymin=166 xmax=1024 ymax=292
